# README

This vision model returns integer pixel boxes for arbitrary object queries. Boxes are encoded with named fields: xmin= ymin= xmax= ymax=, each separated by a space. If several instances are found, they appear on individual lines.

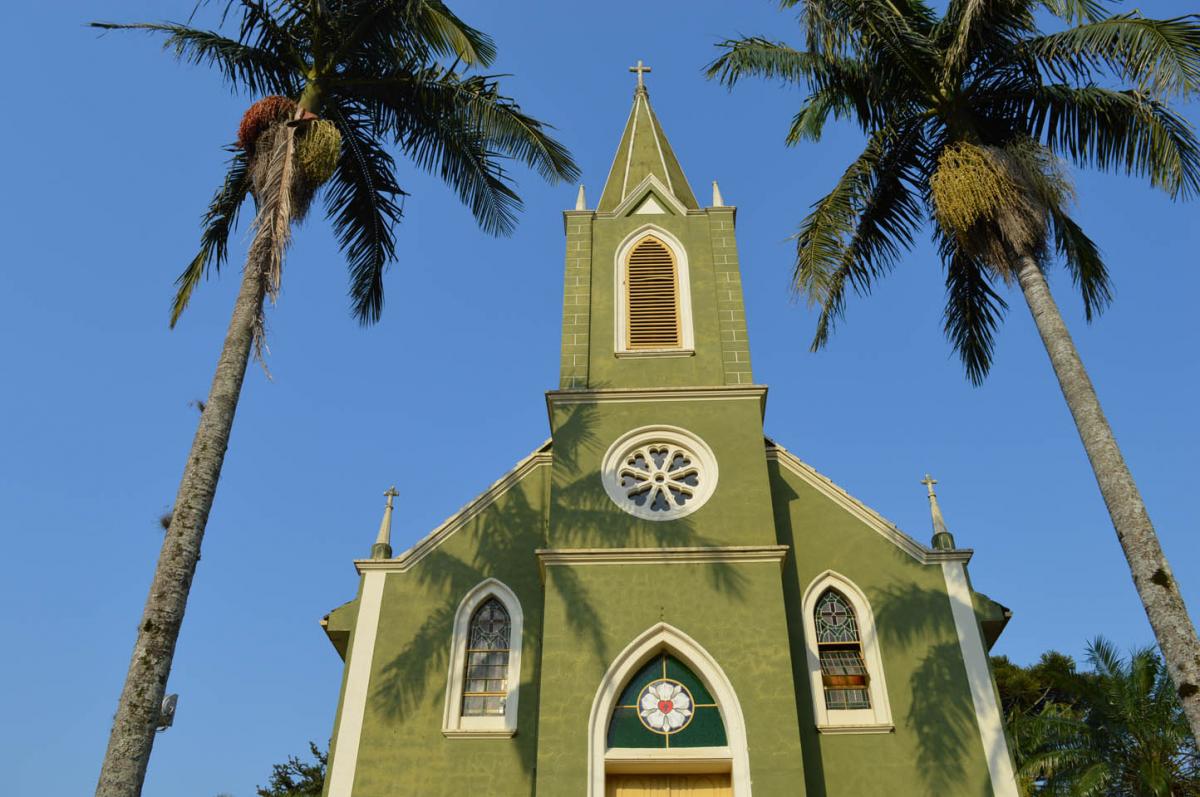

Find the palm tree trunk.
xmin=95 ymin=260 xmax=266 ymax=797
xmin=1014 ymin=253 xmax=1200 ymax=740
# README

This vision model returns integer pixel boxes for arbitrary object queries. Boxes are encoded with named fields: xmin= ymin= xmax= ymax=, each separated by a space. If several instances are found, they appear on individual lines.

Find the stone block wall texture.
xmin=707 ymin=209 xmax=753 ymax=386
xmin=560 ymin=210 xmax=594 ymax=389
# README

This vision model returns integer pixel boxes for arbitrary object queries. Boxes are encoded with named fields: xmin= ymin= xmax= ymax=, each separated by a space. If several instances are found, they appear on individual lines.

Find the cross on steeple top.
xmin=629 ymin=59 xmax=651 ymax=91
xmin=921 ymin=474 xmax=938 ymax=496
xmin=384 ymin=485 xmax=399 ymax=507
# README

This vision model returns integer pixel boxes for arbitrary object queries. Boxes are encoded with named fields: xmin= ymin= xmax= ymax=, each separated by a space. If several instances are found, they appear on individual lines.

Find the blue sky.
xmin=2 ymin=1 xmax=1198 ymax=795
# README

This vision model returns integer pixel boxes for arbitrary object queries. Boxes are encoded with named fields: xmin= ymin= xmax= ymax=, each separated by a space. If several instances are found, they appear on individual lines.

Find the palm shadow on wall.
xmin=874 ymin=582 xmax=982 ymax=796
xmin=370 ymin=399 xmax=747 ymax=749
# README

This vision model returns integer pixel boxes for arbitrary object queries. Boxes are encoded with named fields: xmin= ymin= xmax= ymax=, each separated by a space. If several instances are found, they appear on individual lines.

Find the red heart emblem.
xmin=658 ymin=699 xmax=674 ymax=714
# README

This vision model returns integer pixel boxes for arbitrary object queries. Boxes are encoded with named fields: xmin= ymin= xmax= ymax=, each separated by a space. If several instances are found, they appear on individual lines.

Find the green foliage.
xmin=255 ymin=742 xmax=326 ymax=797
xmin=707 ymin=0 xmax=1200 ymax=383
xmin=993 ymin=640 xmax=1200 ymax=795
xmin=93 ymin=2 xmax=579 ymax=325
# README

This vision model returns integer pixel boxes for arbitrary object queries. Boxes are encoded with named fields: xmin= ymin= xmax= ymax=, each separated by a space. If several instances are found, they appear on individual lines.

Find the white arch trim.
xmin=801 ymin=570 xmax=895 ymax=733
xmin=613 ymin=224 xmax=695 ymax=356
xmin=442 ymin=578 xmax=524 ymax=737
xmin=587 ymin=623 xmax=751 ymax=796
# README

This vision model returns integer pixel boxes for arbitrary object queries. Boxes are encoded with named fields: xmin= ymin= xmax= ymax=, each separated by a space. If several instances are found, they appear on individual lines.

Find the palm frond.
xmin=1049 ymin=207 xmax=1111 ymax=321
xmin=796 ymin=125 xmax=926 ymax=350
xmin=89 ymin=21 xmax=297 ymax=96
xmin=171 ymin=146 xmax=252 ymax=326
xmin=323 ymin=104 xmax=405 ymax=325
xmin=940 ymin=0 xmax=1036 ymax=85
xmin=331 ymin=0 xmax=496 ymax=71
xmin=341 ymin=69 xmax=577 ymax=235
xmin=1023 ymin=84 xmax=1200 ymax=199
xmin=706 ymin=37 xmax=821 ymax=86
xmin=1040 ymin=0 xmax=1111 ymax=25
xmin=939 ymin=234 xmax=1009 ymax=384
xmin=1027 ymin=13 xmax=1200 ymax=99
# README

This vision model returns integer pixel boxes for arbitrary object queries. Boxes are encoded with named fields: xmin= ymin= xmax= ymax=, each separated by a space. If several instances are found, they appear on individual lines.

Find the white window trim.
xmin=442 ymin=578 xmax=523 ymax=738
xmin=613 ymin=224 xmax=695 ymax=356
xmin=587 ymin=622 xmax=751 ymax=796
xmin=801 ymin=570 xmax=894 ymax=733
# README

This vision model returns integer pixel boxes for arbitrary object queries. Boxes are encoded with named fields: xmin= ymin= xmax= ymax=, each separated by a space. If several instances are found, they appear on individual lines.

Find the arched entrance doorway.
xmin=587 ymin=623 xmax=750 ymax=796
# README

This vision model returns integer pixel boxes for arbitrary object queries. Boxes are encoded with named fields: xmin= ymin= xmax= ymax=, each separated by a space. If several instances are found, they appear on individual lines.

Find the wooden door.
xmin=606 ymin=773 xmax=732 ymax=796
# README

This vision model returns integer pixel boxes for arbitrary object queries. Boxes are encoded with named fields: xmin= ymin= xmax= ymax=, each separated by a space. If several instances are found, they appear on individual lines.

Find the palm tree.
xmin=1009 ymin=640 xmax=1200 ymax=795
xmin=90 ymin=3 xmax=577 ymax=795
xmin=707 ymin=0 xmax=1200 ymax=738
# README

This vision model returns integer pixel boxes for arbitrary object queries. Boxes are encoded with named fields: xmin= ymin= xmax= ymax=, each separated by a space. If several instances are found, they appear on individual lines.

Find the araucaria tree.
xmin=708 ymin=0 xmax=1200 ymax=736
xmin=91 ymin=3 xmax=577 ymax=796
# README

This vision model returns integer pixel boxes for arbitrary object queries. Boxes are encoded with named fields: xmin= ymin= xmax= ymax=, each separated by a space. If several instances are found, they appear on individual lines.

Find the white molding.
xmin=587 ymin=623 xmax=752 ymax=796
xmin=547 ymin=385 xmax=766 ymax=406
xmin=605 ymin=746 xmax=732 ymax=774
xmin=766 ymin=441 xmax=972 ymax=565
xmin=942 ymin=562 xmax=1020 ymax=797
xmin=325 ymin=571 xmax=387 ymax=797
xmin=441 ymin=729 xmax=517 ymax=740
xmin=537 ymin=546 xmax=787 ymax=577
xmin=354 ymin=444 xmax=551 ymax=575
xmin=611 ymin=174 xmax=690 ymax=218
xmin=599 ymin=425 xmax=718 ymax=522
xmin=816 ymin=722 xmax=894 ymax=735
xmin=614 ymin=348 xmax=695 ymax=359
xmin=800 ymin=571 xmax=894 ymax=732
xmin=442 ymin=579 xmax=524 ymax=737
xmin=613 ymin=224 xmax=695 ymax=356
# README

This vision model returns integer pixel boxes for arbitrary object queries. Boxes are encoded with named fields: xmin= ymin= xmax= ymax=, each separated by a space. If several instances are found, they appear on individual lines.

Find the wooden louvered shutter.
xmin=625 ymin=237 xmax=680 ymax=349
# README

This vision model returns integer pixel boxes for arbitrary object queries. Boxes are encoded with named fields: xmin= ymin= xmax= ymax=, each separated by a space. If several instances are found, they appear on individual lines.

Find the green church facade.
xmin=319 ymin=75 xmax=1018 ymax=797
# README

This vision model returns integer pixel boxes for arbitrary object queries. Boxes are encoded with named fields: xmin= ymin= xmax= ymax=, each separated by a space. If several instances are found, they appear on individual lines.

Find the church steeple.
xmin=597 ymin=62 xmax=698 ymax=212
xmin=921 ymin=474 xmax=957 ymax=550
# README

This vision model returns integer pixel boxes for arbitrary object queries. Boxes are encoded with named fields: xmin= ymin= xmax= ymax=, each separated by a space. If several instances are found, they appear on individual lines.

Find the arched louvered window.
xmin=625 ymin=235 xmax=681 ymax=349
xmin=814 ymin=590 xmax=871 ymax=710
xmin=461 ymin=598 xmax=511 ymax=717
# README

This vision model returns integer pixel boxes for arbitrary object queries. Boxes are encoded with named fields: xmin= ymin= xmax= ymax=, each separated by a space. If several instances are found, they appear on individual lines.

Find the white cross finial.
xmin=921 ymin=473 xmax=938 ymax=497
xmin=629 ymin=59 xmax=651 ymax=90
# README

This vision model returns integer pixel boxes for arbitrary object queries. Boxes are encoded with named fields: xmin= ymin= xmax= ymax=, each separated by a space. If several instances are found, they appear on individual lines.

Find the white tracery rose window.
xmin=601 ymin=426 xmax=718 ymax=521
xmin=637 ymin=679 xmax=694 ymax=734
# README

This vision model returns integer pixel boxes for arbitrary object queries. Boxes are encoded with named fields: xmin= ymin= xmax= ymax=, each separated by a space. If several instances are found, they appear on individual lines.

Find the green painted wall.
xmin=534 ymin=560 xmax=807 ymax=793
xmin=341 ymin=463 xmax=550 ymax=796
xmin=768 ymin=459 xmax=996 ymax=797
xmin=548 ymin=394 xmax=777 ymax=550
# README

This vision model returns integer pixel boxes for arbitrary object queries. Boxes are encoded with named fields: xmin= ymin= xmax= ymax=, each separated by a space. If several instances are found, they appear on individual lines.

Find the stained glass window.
xmin=461 ymin=598 xmax=510 ymax=717
xmin=607 ymin=652 xmax=727 ymax=749
xmin=815 ymin=590 xmax=871 ymax=710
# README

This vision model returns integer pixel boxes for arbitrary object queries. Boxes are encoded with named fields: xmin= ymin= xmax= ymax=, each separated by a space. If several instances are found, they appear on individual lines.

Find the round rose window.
xmin=601 ymin=426 xmax=718 ymax=520
xmin=637 ymin=678 xmax=695 ymax=734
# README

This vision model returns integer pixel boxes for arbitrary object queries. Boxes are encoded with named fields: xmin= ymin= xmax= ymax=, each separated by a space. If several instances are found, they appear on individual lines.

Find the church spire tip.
xmin=372 ymin=486 xmax=399 ymax=559
xmin=921 ymin=474 xmax=956 ymax=550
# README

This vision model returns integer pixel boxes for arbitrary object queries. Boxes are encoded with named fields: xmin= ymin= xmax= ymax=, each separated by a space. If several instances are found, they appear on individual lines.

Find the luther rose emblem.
xmin=637 ymin=679 xmax=694 ymax=734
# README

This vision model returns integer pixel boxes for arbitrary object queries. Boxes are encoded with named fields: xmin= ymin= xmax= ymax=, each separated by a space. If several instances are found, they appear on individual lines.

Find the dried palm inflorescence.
xmin=249 ymin=118 xmax=341 ymax=222
xmin=931 ymin=140 xmax=1071 ymax=275
xmin=237 ymin=95 xmax=297 ymax=151
xmin=240 ymin=98 xmax=344 ymax=364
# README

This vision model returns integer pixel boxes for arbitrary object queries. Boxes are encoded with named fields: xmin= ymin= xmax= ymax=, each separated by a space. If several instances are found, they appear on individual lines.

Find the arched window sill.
xmin=615 ymin=348 xmax=695 ymax=359
xmin=816 ymin=722 xmax=894 ymax=735
xmin=442 ymin=728 xmax=517 ymax=740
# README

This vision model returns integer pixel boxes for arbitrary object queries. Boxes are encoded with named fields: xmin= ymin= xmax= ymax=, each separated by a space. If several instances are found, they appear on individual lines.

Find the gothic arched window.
xmin=814 ymin=590 xmax=871 ymax=710
xmin=461 ymin=598 xmax=511 ymax=716
xmin=625 ymin=235 xmax=681 ymax=349
xmin=443 ymin=580 xmax=523 ymax=737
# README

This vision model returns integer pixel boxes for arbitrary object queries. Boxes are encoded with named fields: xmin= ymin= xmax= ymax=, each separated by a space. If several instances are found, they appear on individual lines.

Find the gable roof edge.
xmin=764 ymin=438 xmax=971 ymax=565
xmin=356 ymin=440 xmax=553 ymax=574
